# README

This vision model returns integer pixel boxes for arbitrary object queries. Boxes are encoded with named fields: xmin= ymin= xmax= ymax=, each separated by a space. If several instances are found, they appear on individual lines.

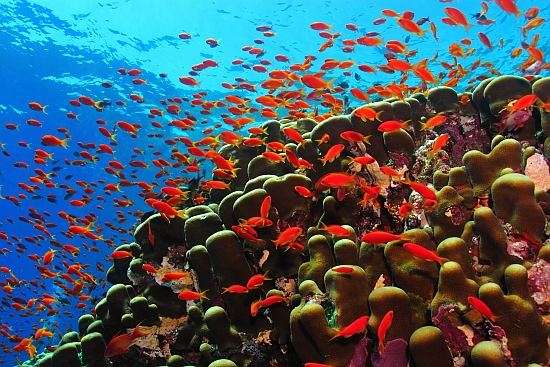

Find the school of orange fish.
xmin=0 ymin=0 xmax=547 ymax=363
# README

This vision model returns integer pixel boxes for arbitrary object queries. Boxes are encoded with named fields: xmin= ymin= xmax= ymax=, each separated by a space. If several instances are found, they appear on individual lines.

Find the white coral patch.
xmin=524 ymin=152 xmax=550 ymax=192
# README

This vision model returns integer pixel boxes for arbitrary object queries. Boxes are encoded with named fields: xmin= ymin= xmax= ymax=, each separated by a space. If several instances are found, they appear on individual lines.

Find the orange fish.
xmin=319 ymin=144 xmax=345 ymax=165
xmin=402 ymin=242 xmax=448 ymax=266
xmin=420 ymin=115 xmax=446 ymax=130
xmin=495 ymin=0 xmax=522 ymax=21
xmin=430 ymin=21 xmax=439 ymax=42
xmin=525 ymin=7 xmax=539 ymax=19
xmin=179 ymin=76 xmax=200 ymax=86
xmin=161 ymin=272 xmax=189 ymax=282
xmin=444 ymin=7 xmax=473 ymax=32
xmin=111 ymin=250 xmax=133 ymax=260
xmin=260 ymin=195 xmax=271 ymax=219
xmin=262 ymin=151 xmax=286 ymax=163
xmin=330 ymin=315 xmax=369 ymax=340
xmin=282 ymin=127 xmax=306 ymax=147
xmin=477 ymin=32 xmax=494 ymax=50
xmin=301 ymin=74 xmax=336 ymax=91
xmin=399 ymin=202 xmax=415 ymax=218
xmin=222 ymin=284 xmax=249 ymax=294
xmin=412 ymin=66 xmax=438 ymax=86
xmin=350 ymin=88 xmax=370 ymax=102
xmin=339 ymin=131 xmax=371 ymax=145
xmin=428 ymin=134 xmax=450 ymax=157
xmin=521 ymin=18 xmax=544 ymax=37
xmin=354 ymin=106 xmax=383 ymax=122
xmin=526 ymin=47 xmax=544 ymax=62
xmin=142 ymin=264 xmax=157 ymax=273
xmin=28 ymin=102 xmax=48 ymax=113
xmin=317 ymin=172 xmax=356 ymax=189
xmin=406 ymin=181 xmax=436 ymax=201
xmin=250 ymin=298 xmax=263 ymax=317
xmin=261 ymin=295 xmax=287 ymax=307
xmin=377 ymin=310 xmax=394 ymax=354
xmin=246 ymin=271 xmax=271 ymax=290
xmin=41 ymin=135 xmax=69 ymax=148
xmin=177 ymin=290 xmax=209 ymax=301
xmin=468 ymin=296 xmax=496 ymax=321
xmin=378 ymin=120 xmax=409 ymax=133
xmin=351 ymin=156 xmax=375 ymax=166
xmin=104 ymin=323 xmax=148 ymax=357
xmin=272 ymin=227 xmax=302 ymax=248
xmin=310 ymin=21 xmax=332 ymax=30
xmin=319 ymin=222 xmax=350 ymax=236
xmin=42 ymin=249 xmax=55 ymax=265
xmin=503 ymin=94 xmax=538 ymax=115
xmin=397 ymin=17 xmax=427 ymax=38
xmin=360 ymin=231 xmax=408 ymax=244
xmin=294 ymin=185 xmax=315 ymax=198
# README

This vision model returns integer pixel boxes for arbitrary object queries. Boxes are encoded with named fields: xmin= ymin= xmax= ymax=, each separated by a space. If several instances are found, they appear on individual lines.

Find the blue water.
xmin=0 ymin=0 xmax=547 ymax=365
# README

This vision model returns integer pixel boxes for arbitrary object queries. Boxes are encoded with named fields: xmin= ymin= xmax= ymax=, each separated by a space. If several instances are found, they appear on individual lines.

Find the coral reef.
xmin=36 ymin=76 xmax=550 ymax=367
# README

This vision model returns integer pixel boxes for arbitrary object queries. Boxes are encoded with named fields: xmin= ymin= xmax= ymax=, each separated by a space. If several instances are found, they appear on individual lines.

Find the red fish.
xmin=272 ymin=227 xmax=302 ymax=248
xmin=428 ymin=134 xmax=450 ymax=157
xmin=478 ymin=32 xmax=494 ymax=50
xmin=161 ymin=272 xmax=189 ymax=282
xmin=444 ymin=7 xmax=473 ymax=32
xmin=111 ymin=250 xmax=133 ymax=260
xmin=361 ymin=231 xmax=408 ymax=244
xmin=261 ymin=295 xmax=287 ymax=307
xmin=378 ymin=120 xmax=409 ymax=132
xmin=330 ymin=315 xmax=369 ymax=340
xmin=310 ymin=22 xmax=332 ymax=30
xmin=319 ymin=222 xmax=350 ymax=236
xmin=468 ymin=296 xmax=496 ymax=321
xmin=28 ymin=102 xmax=48 ymax=113
xmin=495 ymin=0 xmax=522 ymax=21
xmin=397 ymin=17 xmax=427 ymax=38
xmin=420 ymin=115 xmax=446 ymax=130
xmin=294 ymin=185 xmax=315 ymax=198
xmin=104 ymin=323 xmax=148 ymax=357
xmin=402 ymin=243 xmax=448 ymax=265
xmin=378 ymin=310 xmax=394 ymax=354
xmin=340 ymin=131 xmax=371 ymax=144
xmin=407 ymin=181 xmax=437 ymax=200
xmin=301 ymin=74 xmax=336 ymax=91
xmin=319 ymin=144 xmax=345 ymax=165
xmin=178 ymin=290 xmax=209 ymax=301
xmin=222 ymin=284 xmax=249 ymax=294
xmin=354 ymin=106 xmax=383 ymax=122
xmin=41 ymin=135 xmax=69 ymax=148
xmin=246 ymin=271 xmax=271 ymax=290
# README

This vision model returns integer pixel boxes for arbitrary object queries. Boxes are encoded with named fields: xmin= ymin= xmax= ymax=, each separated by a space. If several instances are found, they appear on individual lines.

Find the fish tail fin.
xmin=379 ymin=340 xmax=385 ymax=354
xmin=200 ymin=289 xmax=210 ymax=300
xmin=43 ymin=105 xmax=48 ymax=114
xmin=326 ymin=78 xmax=337 ymax=92
xmin=464 ymin=23 xmax=473 ymax=33
xmin=132 ymin=321 xmax=148 ymax=338
xmin=437 ymin=257 xmax=450 ymax=267
xmin=418 ymin=29 xmax=428 ymax=40
xmin=61 ymin=138 xmax=70 ymax=149
xmin=375 ymin=110 xmax=384 ymax=122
